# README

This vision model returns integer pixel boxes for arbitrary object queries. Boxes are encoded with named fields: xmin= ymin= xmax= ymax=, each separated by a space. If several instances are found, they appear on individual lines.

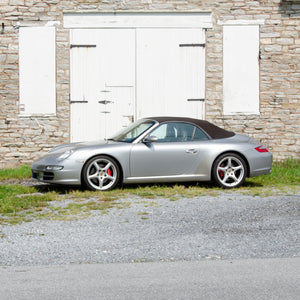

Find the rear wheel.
xmin=212 ymin=153 xmax=247 ymax=188
xmin=82 ymin=155 xmax=120 ymax=191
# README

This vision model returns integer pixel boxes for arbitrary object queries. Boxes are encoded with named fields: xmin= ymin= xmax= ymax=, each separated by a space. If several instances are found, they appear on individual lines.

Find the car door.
xmin=129 ymin=122 xmax=210 ymax=179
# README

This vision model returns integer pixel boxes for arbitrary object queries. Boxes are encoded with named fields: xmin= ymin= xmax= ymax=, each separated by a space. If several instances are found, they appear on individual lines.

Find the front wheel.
xmin=212 ymin=153 xmax=247 ymax=188
xmin=82 ymin=155 xmax=120 ymax=191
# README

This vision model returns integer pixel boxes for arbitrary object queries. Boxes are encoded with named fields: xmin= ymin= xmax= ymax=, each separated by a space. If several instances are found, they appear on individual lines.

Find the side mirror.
xmin=143 ymin=135 xmax=158 ymax=143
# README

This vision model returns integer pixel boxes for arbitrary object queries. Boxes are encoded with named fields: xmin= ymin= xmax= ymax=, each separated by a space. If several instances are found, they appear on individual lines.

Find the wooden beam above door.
xmin=64 ymin=12 xmax=212 ymax=29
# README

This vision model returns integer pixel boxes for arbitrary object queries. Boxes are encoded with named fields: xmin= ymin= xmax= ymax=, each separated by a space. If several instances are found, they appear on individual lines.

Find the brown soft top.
xmin=146 ymin=116 xmax=235 ymax=139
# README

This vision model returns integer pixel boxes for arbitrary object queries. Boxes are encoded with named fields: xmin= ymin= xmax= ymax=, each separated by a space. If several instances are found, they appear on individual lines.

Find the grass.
xmin=242 ymin=158 xmax=300 ymax=195
xmin=0 ymin=159 xmax=299 ymax=225
xmin=249 ymin=159 xmax=299 ymax=185
xmin=0 ymin=164 xmax=31 ymax=180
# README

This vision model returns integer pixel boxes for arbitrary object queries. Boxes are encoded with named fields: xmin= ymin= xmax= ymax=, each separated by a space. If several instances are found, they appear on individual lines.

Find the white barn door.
xmin=70 ymin=28 xmax=205 ymax=142
xmin=70 ymin=29 xmax=135 ymax=142
xmin=70 ymin=39 xmax=98 ymax=142
xmin=137 ymin=28 xmax=205 ymax=119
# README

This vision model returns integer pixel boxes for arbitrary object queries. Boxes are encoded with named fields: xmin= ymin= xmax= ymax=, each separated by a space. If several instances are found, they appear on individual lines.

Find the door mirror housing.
xmin=143 ymin=135 xmax=158 ymax=143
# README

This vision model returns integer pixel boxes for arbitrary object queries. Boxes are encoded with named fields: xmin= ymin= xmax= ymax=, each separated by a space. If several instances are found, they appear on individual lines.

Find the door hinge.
xmin=70 ymin=44 xmax=96 ymax=48
xmin=187 ymin=98 xmax=205 ymax=102
xmin=70 ymin=100 xmax=88 ymax=104
xmin=179 ymin=43 xmax=205 ymax=47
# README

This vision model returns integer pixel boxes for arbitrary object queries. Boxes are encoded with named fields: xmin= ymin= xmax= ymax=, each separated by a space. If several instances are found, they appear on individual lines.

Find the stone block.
xmin=264 ymin=45 xmax=282 ymax=52
xmin=276 ymin=38 xmax=294 ymax=45
xmin=10 ymin=0 xmax=25 ymax=5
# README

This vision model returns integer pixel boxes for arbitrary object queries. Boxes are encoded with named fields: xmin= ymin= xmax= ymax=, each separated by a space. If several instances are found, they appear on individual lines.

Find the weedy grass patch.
xmin=242 ymin=158 xmax=300 ymax=195
xmin=0 ymin=165 xmax=31 ymax=180
xmin=0 ymin=159 xmax=299 ymax=225
xmin=0 ymin=185 xmax=58 ymax=224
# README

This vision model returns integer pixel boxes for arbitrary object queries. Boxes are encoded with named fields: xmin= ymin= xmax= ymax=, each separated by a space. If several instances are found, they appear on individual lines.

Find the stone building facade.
xmin=0 ymin=0 xmax=299 ymax=168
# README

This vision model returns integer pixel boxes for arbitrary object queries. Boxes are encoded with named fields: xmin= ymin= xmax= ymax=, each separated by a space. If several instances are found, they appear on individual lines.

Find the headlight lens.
xmin=45 ymin=165 xmax=64 ymax=171
xmin=57 ymin=149 xmax=74 ymax=161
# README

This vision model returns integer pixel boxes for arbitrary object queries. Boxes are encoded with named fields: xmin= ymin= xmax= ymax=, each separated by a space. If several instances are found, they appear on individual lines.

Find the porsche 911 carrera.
xmin=32 ymin=117 xmax=272 ymax=191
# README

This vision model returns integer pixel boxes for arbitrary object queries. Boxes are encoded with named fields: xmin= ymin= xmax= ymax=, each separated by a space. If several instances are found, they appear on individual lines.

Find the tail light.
xmin=255 ymin=146 xmax=269 ymax=153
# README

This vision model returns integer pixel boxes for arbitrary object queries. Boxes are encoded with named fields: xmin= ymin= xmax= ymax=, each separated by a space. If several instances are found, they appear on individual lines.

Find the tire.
xmin=82 ymin=155 xmax=120 ymax=191
xmin=212 ymin=153 xmax=247 ymax=188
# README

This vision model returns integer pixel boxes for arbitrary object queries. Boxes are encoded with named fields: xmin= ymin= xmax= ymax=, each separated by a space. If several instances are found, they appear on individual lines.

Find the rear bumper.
xmin=250 ymin=167 xmax=272 ymax=177
xmin=248 ymin=152 xmax=273 ymax=177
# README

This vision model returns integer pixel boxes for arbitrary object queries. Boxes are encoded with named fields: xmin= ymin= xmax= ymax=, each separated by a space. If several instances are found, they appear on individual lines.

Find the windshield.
xmin=109 ymin=120 xmax=155 ymax=142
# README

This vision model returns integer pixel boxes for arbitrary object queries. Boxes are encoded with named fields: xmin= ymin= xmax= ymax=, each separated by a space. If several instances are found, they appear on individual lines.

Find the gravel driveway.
xmin=0 ymin=192 xmax=299 ymax=266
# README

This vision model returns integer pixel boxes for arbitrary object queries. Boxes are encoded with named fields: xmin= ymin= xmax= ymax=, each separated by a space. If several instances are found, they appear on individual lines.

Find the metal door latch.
xmin=98 ymin=100 xmax=114 ymax=105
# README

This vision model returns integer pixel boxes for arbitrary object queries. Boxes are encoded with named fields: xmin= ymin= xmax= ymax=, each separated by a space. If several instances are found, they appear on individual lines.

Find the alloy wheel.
xmin=83 ymin=156 xmax=120 ymax=191
xmin=213 ymin=154 xmax=246 ymax=188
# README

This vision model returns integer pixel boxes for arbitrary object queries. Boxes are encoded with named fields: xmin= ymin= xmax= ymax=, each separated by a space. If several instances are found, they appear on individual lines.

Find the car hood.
xmin=49 ymin=139 xmax=121 ymax=153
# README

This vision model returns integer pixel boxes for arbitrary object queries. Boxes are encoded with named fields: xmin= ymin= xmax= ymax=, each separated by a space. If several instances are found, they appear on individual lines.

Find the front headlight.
xmin=57 ymin=149 xmax=74 ymax=162
xmin=45 ymin=165 xmax=64 ymax=171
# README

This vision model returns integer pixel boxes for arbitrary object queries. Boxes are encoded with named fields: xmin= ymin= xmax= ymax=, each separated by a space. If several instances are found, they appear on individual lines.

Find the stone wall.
xmin=0 ymin=0 xmax=299 ymax=168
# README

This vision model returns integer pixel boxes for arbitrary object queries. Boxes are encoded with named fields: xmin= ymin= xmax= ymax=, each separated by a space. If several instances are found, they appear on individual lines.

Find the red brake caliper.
xmin=107 ymin=168 xmax=112 ymax=176
xmin=218 ymin=164 xmax=224 ymax=179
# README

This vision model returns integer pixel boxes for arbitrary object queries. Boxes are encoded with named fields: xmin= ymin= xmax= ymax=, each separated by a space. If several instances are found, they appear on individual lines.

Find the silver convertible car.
xmin=32 ymin=117 xmax=272 ymax=191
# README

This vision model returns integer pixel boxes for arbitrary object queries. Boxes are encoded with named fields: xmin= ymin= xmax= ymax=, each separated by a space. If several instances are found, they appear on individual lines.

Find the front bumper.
xmin=31 ymin=168 xmax=82 ymax=185
xmin=31 ymin=156 xmax=84 ymax=185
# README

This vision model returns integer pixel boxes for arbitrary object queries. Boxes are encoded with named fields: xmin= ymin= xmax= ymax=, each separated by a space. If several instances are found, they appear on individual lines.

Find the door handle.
xmin=185 ymin=149 xmax=198 ymax=154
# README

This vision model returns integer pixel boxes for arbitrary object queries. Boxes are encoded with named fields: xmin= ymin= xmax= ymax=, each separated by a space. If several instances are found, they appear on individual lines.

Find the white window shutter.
xmin=19 ymin=27 xmax=56 ymax=115
xmin=223 ymin=25 xmax=260 ymax=115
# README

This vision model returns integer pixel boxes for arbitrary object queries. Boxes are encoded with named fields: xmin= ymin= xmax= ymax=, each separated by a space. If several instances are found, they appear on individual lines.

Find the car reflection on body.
xmin=32 ymin=117 xmax=272 ymax=191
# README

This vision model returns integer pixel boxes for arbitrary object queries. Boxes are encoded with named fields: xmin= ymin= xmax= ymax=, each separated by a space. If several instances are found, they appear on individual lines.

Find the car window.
xmin=149 ymin=122 xmax=209 ymax=142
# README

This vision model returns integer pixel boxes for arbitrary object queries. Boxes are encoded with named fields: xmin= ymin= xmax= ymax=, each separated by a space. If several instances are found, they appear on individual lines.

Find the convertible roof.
xmin=146 ymin=117 xmax=235 ymax=139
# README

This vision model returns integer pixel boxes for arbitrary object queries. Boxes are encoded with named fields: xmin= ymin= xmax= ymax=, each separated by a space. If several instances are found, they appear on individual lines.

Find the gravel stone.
xmin=0 ymin=193 xmax=299 ymax=266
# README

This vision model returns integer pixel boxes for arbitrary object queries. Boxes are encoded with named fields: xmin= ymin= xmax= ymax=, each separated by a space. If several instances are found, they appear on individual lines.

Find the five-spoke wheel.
xmin=213 ymin=153 xmax=247 ymax=188
xmin=82 ymin=156 xmax=120 ymax=191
